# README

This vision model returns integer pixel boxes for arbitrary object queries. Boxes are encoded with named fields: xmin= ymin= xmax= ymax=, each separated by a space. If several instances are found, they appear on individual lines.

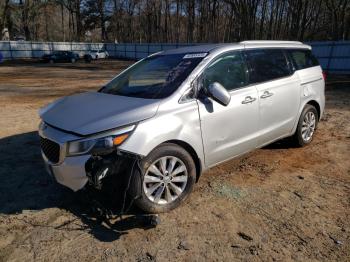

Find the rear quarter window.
xmin=288 ymin=49 xmax=319 ymax=70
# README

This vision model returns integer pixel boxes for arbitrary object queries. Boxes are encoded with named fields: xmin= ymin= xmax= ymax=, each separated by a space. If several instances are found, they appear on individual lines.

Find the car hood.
xmin=40 ymin=92 xmax=160 ymax=136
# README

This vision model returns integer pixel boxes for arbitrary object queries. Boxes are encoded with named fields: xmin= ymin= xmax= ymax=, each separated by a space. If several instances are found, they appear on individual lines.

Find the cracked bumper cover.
xmin=42 ymin=152 xmax=90 ymax=191
xmin=39 ymin=122 xmax=140 ymax=192
xmin=39 ymin=123 xmax=91 ymax=192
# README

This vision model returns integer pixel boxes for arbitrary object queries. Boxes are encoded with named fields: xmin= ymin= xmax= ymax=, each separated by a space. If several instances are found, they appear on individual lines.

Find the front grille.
xmin=40 ymin=137 xmax=60 ymax=164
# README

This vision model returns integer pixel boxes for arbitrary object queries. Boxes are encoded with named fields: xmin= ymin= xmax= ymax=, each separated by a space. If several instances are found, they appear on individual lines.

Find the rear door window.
xmin=288 ymin=49 xmax=319 ymax=70
xmin=245 ymin=49 xmax=291 ymax=84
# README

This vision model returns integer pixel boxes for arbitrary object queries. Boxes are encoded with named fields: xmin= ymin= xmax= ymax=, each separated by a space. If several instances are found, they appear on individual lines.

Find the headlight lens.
xmin=66 ymin=126 xmax=134 ymax=156
xmin=67 ymin=139 xmax=97 ymax=155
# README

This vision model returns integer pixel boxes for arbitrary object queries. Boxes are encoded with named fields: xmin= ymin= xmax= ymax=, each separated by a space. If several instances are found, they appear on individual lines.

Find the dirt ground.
xmin=0 ymin=60 xmax=349 ymax=262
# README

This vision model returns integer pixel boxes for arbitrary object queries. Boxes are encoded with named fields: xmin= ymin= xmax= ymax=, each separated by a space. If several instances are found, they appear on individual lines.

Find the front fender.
xmin=119 ymin=100 xmax=205 ymax=169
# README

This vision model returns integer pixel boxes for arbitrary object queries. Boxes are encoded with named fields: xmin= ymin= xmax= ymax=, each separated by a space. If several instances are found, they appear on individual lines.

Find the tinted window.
xmin=201 ymin=52 xmax=248 ymax=91
xmin=288 ymin=49 xmax=319 ymax=70
xmin=246 ymin=49 xmax=291 ymax=84
xmin=100 ymin=53 xmax=205 ymax=99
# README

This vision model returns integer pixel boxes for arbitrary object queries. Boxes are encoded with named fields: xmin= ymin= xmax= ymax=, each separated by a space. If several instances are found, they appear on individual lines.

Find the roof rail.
xmin=240 ymin=40 xmax=303 ymax=45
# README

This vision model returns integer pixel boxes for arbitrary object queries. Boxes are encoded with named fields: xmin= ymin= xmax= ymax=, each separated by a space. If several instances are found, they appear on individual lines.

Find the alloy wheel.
xmin=301 ymin=111 xmax=316 ymax=142
xmin=143 ymin=156 xmax=188 ymax=205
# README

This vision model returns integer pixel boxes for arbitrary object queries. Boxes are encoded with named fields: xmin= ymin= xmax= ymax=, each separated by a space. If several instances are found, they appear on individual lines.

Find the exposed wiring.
xmin=118 ymin=158 xmax=138 ymax=220
xmin=119 ymin=159 xmax=143 ymax=218
xmin=84 ymin=153 xmax=145 ymax=222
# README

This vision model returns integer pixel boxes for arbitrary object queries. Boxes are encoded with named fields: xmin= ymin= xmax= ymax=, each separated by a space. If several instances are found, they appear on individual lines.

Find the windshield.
xmin=100 ymin=53 xmax=206 ymax=99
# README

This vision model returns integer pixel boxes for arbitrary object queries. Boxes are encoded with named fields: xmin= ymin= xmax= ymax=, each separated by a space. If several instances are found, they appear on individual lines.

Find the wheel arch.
xmin=292 ymin=99 xmax=322 ymax=135
xmin=306 ymin=100 xmax=321 ymax=120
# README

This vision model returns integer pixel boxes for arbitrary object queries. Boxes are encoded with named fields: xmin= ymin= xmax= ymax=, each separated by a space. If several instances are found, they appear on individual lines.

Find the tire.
xmin=292 ymin=104 xmax=319 ymax=147
xmin=129 ymin=143 xmax=196 ymax=213
xmin=71 ymin=58 xmax=76 ymax=63
xmin=49 ymin=59 xmax=54 ymax=64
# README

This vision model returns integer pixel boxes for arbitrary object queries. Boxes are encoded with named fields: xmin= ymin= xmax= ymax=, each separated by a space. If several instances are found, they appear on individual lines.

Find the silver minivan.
xmin=39 ymin=41 xmax=325 ymax=213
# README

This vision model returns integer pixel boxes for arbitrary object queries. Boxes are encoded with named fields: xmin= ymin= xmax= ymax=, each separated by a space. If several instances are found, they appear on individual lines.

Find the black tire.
xmin=49 ymin=59 xmax=54 ymax=64
xmin=129 ymin=143 xmax=196 ymax=213
xmin=292 ymin=104 xmax=319 ymax=147
xmin=71 ymin=58 xmax=76 ymax=63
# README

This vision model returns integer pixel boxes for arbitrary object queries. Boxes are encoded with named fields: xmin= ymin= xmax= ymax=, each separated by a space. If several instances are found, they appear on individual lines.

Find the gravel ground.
xmin=0 ymin=60 xmax=349 ymax=262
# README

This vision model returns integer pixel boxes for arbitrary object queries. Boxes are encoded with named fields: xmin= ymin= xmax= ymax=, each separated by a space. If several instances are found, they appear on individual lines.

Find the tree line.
xmin=1 ymin=0 xmax=349 ymax=43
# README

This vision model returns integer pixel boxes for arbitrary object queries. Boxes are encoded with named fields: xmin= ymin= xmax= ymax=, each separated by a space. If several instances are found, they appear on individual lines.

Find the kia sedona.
xmin=39 ymin=41 xmax=325 ymax=213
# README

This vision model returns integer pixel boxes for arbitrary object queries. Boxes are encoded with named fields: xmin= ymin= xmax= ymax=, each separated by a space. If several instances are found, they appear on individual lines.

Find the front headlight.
xmin=66 ymin=125 xmax=135 ymax=156
xmin=67 ymin=139 xmax=97 ymax=155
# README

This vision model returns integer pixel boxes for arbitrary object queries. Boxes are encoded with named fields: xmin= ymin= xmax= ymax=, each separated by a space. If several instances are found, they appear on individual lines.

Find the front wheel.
xmin=292 ymin=104 xmax=318 ymax=147
xmin=129 ymin=143 xmax=196 ymax=213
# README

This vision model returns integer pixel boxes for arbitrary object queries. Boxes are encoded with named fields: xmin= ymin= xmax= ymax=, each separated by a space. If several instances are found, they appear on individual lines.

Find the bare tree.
xmin=1 ymin=0 xmax=349 ymax=42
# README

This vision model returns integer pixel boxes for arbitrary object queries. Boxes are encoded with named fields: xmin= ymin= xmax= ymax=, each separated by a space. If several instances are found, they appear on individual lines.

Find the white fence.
xmin=0 ymin=41 xmax=105 ymax=60
xmin=1 ymin=41 xmax=350 ymax=74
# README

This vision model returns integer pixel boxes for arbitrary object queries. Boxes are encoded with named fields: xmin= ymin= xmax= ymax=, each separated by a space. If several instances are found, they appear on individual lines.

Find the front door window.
xmin=201 ymin=52 xmax=249 ymax=92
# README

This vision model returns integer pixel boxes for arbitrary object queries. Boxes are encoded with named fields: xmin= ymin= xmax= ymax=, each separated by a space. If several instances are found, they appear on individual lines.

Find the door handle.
xmin=241 ymin=96 xmax=256 ymax=104
xmin=260 ymin=91 xmax=274 ymax=99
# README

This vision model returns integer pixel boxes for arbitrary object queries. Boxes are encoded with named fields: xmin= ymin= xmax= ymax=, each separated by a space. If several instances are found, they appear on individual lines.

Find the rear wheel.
xmin=129 ymin=143 xmax=196 ymax=213
xmin=292 ymin=104 xmax=318 ymax=147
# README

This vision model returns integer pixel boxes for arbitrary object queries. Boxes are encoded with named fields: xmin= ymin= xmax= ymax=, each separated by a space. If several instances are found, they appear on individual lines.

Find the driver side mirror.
xmin=207 ymin=82 xmax=231 ymax=106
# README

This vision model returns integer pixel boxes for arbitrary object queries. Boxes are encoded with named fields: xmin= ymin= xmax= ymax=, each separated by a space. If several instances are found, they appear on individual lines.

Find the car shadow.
xmin=0 ymin=131 xmax=155 ymax=242
xmin=262 ymin=137 xmax=297 ymax=150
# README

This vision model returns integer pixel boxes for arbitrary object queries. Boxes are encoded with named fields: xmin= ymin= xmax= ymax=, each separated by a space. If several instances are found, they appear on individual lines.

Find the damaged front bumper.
xmin=39 ymin=123 xmax=91 ymax=191
xmin=42 ymin=152 xmax=90 ymax=191
xmin=39 ymin=122 xmax=138 ymax=192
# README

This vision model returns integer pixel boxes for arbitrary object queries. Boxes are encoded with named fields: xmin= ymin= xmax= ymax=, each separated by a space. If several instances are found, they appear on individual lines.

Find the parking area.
xmin=0 ymin=60 xmax=349 ymax=261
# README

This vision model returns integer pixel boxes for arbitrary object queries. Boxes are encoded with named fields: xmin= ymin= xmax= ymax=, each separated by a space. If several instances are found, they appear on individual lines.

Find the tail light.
xmin=322 ymin=71 xmax=327 ymax=81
